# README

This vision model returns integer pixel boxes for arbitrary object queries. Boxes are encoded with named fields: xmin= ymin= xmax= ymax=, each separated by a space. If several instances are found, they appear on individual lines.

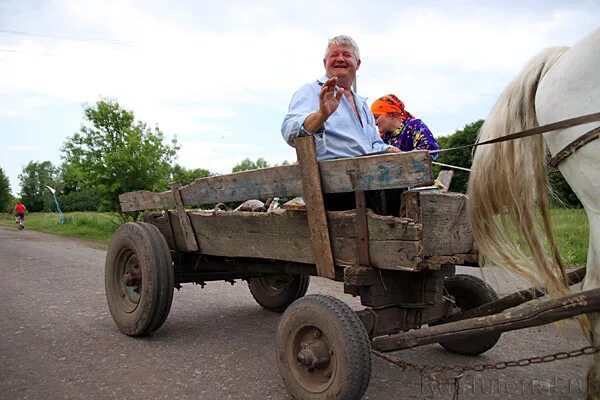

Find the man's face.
xmin=373 ymin=114 xmax=399 ymax=135
xmin=323 ymin=44 xmax=360 ymax=81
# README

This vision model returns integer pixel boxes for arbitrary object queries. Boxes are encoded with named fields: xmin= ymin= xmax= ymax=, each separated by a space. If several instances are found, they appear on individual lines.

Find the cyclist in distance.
xmin=14 ymin=201 xmax=26 ymax=229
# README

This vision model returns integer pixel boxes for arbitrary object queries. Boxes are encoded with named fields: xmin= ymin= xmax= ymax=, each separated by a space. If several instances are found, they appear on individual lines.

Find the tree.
xmin=18 ymin=161 xmax=58 ymax=212
xmin=232 ymin=158 xmax=269 ymax=173
xmin=62 ymin=99 xmax=179 ymax=212
xmin=170 ymin=164 xmax=212 ymax=186
xmin=55 ymin=162 xmax=100 ymax=212
xmin=0 ymin=167 xmax=11 ymax=212
xmin=435 ymin=120 xmax=483 ymax=193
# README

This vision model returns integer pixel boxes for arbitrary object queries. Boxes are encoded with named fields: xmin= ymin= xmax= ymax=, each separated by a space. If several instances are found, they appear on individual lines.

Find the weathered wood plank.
xmin=418 ymin=254 xmax=478 ymax=270
xmin=295 ymin=136 xmax=336 ymax=279
xmin=143 ymin=211 xmax=176 ymax=250
xmin=443 ymin=266 xmax=587 ymax=323
xmin=119 ymin=150 xmax=433 ymax=212
xmin=401 ymin=191 xmax=473 ymax=257
xmin=170 ymin=183 xmax=199 ymax=252
xmin=400 ymin=191 xmax=420 ymax=222
xmin=163 ymin=210 xmax=422 ymax=270
xmin=354 ymin=191 xmax=370 ymax=266
xmin=419 ymin=191 xmax=473 ymax=256
xmin=372 ymin=288 xmax=600 ymax=352
xmin=436 ymin=170 xmax=453 ymax=191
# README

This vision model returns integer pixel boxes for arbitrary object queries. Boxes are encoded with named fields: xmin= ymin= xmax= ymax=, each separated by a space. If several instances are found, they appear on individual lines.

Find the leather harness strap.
xmin=549 ymin=125 xmax=600 ymax=167
xmin=433 ymin=111 xmax=600 ymax=155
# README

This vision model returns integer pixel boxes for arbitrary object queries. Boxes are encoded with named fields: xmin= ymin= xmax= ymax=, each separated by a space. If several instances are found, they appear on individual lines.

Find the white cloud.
xmin=1 ymin=0 xmax=599 ymax=194
xmin=3 ymin=144 xmax=42 ymax=152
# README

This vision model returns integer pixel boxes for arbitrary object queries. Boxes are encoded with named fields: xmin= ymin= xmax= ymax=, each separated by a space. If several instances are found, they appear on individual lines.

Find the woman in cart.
xmin=371 ymin=94 xmax=441 ymax=158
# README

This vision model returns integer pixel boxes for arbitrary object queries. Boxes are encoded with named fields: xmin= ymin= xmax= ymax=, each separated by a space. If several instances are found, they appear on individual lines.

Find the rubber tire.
xmin=276 ymin=294 xmax=372 ymax=400
xmin=105 ymin=222 xmax=174 ymax=336
xmin=248 ymin=273 xmax=310 ymax=312
xmin=438 ymin=274 xmax=501 ymax=356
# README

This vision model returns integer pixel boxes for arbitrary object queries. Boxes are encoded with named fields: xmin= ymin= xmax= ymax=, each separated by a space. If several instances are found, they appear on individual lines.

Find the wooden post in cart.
xmin=294 ymin=136 xmax=336 ymax=279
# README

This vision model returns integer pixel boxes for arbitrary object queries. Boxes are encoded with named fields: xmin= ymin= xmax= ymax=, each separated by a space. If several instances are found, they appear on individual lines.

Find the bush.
xmin=58 ymin=189 xmax=101 ymax=212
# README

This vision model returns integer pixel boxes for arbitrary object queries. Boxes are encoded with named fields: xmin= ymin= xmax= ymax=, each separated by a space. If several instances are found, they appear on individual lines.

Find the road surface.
xmin=0 ymin=226 xmax=592 ymax=399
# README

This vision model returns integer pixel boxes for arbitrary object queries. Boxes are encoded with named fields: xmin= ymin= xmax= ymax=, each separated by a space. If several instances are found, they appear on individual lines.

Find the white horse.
xmin=467 ymin=27 xmax=600 ymax=398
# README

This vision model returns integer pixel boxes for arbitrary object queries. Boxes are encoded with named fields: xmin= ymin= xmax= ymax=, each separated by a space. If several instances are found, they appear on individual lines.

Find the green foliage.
xmin=435 ymin=120 xmax=483 ymax=193
xmin=232 ymin=157 xmax=269 ymax=172
xmin=59 ymin=162 xmax=85 ymax=195
xmin=170 ymin=164 xmax=212 ymax=186
xmin=18 ymin=161 xmax=59 ymax=212
xmin=547 ymin=161 xmax=581 ymax=207
xmin=0 ymin=167 xmax=11 ymax=212
xmin=57 ymin=189 xmax=101 ymax=212
xmin=61 ymin=98 xmax=179 ymax=212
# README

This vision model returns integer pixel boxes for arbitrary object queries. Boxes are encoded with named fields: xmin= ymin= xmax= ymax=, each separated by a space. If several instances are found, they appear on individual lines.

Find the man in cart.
xmin=281 ymin=35 xmax=400 ymax=160
xmin=281 ymin=35 xmax=402 ymax=212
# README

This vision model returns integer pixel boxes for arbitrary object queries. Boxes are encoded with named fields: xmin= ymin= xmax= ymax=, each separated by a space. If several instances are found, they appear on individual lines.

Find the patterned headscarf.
xmin=371 ymin=94 xmax=414 ymax=121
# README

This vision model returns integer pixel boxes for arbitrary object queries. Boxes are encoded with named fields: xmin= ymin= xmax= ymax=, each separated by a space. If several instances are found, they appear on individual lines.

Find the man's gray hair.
xmin=325 ymin=35 xmax=360 ymax=60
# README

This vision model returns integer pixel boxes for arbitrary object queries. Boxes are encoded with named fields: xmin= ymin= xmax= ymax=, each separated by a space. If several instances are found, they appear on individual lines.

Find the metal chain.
xmin=373 ymin=345 xmax=600 ymax=400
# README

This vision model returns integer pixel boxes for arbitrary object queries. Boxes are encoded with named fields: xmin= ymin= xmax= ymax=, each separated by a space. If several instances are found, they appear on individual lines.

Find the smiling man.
xmin=281 ymin=35 xmax=398 ymax=160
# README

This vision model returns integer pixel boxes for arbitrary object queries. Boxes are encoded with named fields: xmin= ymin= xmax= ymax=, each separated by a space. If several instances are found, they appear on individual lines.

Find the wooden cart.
xmin=105 ymin=137 xmax=511 ymax=399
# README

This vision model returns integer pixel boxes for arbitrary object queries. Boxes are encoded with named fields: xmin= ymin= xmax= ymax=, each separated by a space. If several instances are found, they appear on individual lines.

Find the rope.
xmin=432 ymin=162 xmax=471 ymax=172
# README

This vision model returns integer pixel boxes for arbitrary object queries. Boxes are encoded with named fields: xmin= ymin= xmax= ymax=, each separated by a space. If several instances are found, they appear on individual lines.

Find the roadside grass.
xmin=0 ymin=212 xmax=121 ymax=244
xmin=0 ymin=208 xmax=589 ymax=266
xmin=550 ymin=207 xmax=589 ymax=267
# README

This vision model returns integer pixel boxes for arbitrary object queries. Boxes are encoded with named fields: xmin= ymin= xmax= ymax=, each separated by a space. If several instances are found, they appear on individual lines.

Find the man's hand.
xmin=386 ymin=146 xmax=401 ymax=153
xmin=319 ymin=77 xmax=344 ymax=118
xmin=302 ymin=77 xmax=344 ymax=134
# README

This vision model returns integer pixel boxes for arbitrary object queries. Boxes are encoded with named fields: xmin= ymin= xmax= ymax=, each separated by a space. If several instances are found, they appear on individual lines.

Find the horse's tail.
xmin=467 ymin=46 xmax=570 ymax=297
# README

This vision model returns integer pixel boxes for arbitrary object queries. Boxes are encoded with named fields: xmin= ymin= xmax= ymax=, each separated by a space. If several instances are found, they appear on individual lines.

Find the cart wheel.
xmin=105 ymin=222 xmax=174 ymax=336
xmin=276 ymin=295 xmax=371 ymax=400
xmin=437 ymin=274 xmax=501 ymax=355
xmin=248 ymin=273 xmax=309 ymax=312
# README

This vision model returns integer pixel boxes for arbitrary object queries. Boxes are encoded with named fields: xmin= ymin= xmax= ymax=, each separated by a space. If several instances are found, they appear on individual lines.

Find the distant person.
xmin=281 ymin=35 xmax=399 ymax=160
xmin=371 ymin=94 xmax=440 ymax=158
xmin=14 ymin=201 xmax=26 ymax=224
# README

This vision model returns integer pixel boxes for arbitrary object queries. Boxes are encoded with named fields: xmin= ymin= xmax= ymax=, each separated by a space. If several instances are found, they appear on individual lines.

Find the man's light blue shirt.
xmin=281 ymin=75 xmax=390 ymax=160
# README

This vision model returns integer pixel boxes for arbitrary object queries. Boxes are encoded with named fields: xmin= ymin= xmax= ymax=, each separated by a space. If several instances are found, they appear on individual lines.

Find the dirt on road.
xmin=0 ymin=226 xmax=592 ymax=399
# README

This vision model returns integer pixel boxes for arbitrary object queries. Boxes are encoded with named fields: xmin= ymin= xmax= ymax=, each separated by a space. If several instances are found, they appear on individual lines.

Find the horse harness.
xmin=433 ymin=111 xmax=600 ymax=167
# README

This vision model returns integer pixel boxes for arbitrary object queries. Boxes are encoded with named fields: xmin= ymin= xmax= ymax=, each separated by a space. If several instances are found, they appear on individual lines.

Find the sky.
xmin=0 ymin=0 xmax=599 ymax=196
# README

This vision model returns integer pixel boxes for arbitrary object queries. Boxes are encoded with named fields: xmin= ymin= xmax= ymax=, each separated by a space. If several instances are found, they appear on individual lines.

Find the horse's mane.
xmin=467 ymin=46 xmax=571 ymax=297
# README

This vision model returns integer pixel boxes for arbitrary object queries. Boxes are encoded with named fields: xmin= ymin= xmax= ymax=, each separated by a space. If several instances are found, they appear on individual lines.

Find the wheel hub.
xmin=296 ymin=335 xmax=331 ymax=371
xmin=118 ymin=252 xmax=142 ymax=305
xmin=288 ymin=326 xmax=335 ymax=393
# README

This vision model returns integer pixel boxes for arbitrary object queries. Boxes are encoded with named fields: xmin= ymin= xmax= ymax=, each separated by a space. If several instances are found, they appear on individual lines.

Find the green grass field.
xmin=0 ymin=211 xmax=121 ymax=244
xmin=549 ymin=207 xmax=589 ymax=267
xmin=0 ymin=208 xmax=590 ymax=267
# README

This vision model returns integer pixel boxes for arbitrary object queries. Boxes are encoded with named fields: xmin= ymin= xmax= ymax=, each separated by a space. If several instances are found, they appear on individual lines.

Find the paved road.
xmin=0 ymin=225 xmax=592 ymax=399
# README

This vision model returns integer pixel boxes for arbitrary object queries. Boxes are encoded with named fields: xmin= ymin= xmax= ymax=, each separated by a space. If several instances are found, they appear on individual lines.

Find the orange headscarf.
xmin=371 ymin=94 xmax=413 ymax=121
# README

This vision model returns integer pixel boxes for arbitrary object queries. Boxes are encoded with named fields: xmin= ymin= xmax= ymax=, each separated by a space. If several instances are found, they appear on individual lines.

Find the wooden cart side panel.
xmin=143 ymin=211 xmax=176 ymax=250
xmin=420 ymin=191 xmax=473 ymax=256
xmin=119 ymin=151 xmax=433 ymax=212
xmin=163 ymin=210 xmax=422 ymax=270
